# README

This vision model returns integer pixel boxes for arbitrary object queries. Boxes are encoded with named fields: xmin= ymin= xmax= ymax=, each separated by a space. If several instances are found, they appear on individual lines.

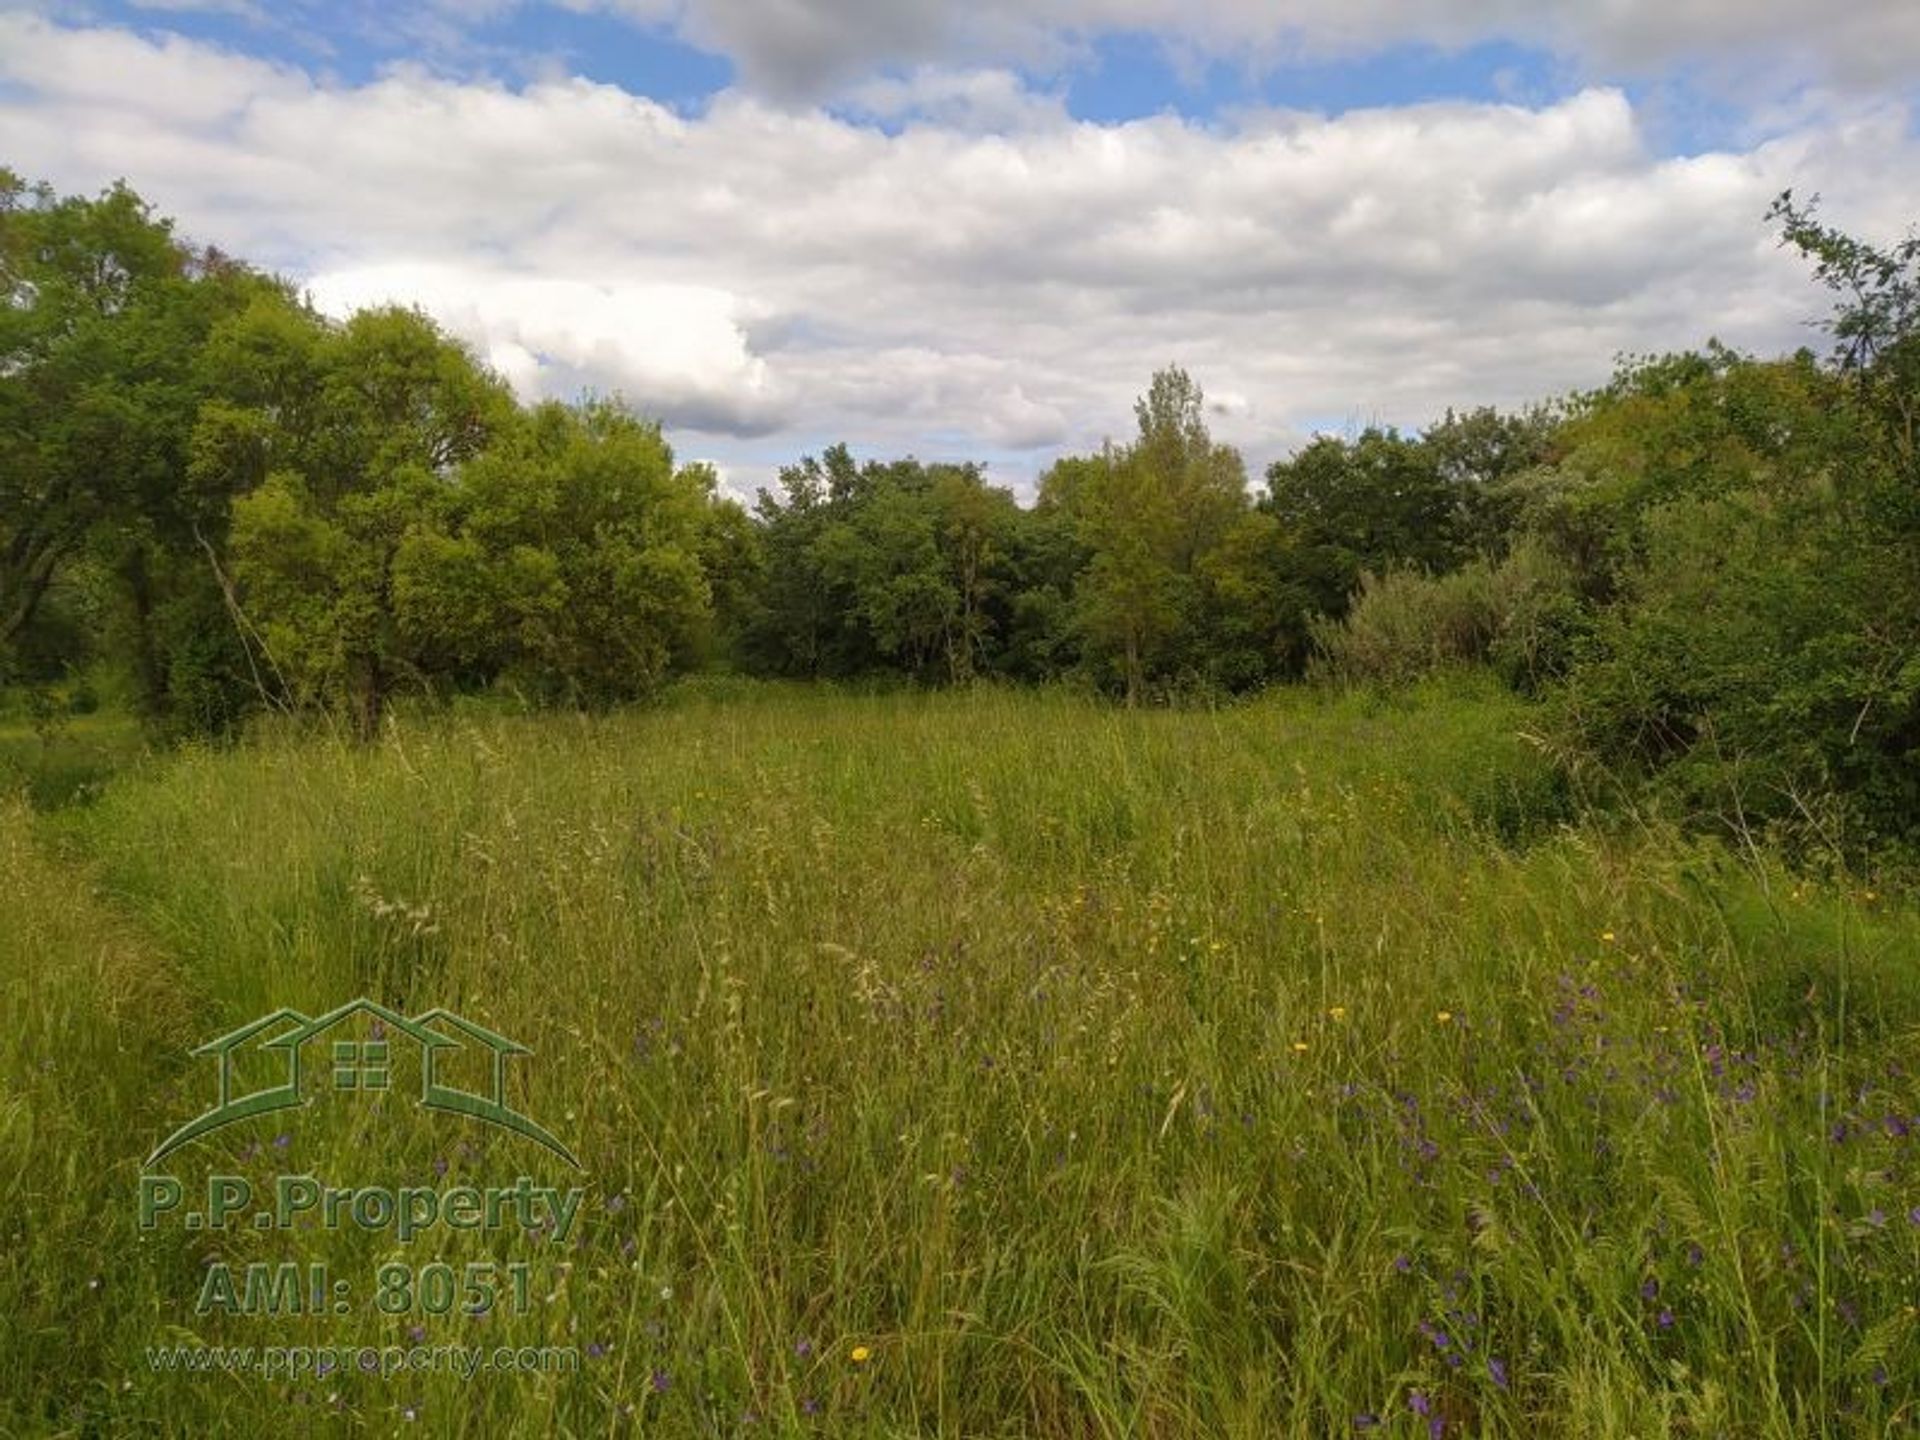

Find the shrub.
xmin=1310 ymin=538 xmax=1584 ymax=691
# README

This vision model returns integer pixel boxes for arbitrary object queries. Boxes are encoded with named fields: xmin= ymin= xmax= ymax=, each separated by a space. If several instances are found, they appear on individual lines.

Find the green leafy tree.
xmin=1261 ymin=427 xmax=1465 ymax=621
xmin=1068 ymin=367 xmax=1251 ymax=702
xmin=395 ymin=398 xmax=716 ymax=704
xmin=223 ymin=305 xmax=514 ymax=736
xmin=1770 ymin=191 xmax=1920 ymax=473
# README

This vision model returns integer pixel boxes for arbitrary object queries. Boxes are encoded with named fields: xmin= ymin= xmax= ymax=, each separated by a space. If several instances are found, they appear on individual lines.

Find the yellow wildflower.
xmin=850 ymin=1345 xmax=872 ymax=1364
xmin=1436 ymin=1011 xmax=1454 ymax=1025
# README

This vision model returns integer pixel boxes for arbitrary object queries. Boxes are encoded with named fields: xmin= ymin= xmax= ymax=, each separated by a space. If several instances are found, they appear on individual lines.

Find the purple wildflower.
xmin=650 ymin=1369 xmax=671 ymax=1394
xmin=1489 ymin=1357 xmax=1509 ymax=1390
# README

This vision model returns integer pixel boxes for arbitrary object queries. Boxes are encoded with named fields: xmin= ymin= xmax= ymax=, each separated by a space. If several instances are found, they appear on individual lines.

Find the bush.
xmin=1310 ymin=538 xmax=1584 ymax=691
xmin=1555 ymin=480 xmax=1920 ymax=852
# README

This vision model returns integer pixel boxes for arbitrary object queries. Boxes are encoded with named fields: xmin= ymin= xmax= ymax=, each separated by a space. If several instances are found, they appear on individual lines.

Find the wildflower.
xmin=1354 ymin=1415 xmax=1381 ymax=1430
xmin=1408 ymin=1391 xmax=1431 ymax=1417
xmin=850 ymin=1345 xmax=872 ymax=1364
xmin=1329 ymin=1006 xmax=1348 ymax=1021
xmin=586 ymin=1342 xmax=609 ymax=1360
xmin=794 ymin=1337 xmax=814 ymax=1359
xmin=1656 ymin=1308 xmax=1674 ymax=1330
xmin=650 ymin=1370 xmax=671 ymax=1394
xmin=1601 ymin=931 xmax=1616 ymax=943
xmin=1292 ymin=1041 xmax=1310 ymax=1053
xmin=1639 ymin=1277 xmax=1659 ymax=1302
xmin=1489 ymin=1357 xmax=1509 ymax=1390
xmin=1436 ymin=1011 xmax=1454 ymax=1025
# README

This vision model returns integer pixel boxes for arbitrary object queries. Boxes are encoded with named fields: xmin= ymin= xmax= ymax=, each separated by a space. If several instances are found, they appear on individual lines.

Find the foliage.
xmin=393 ymin=399 xmax=722 ymax=705
xmin=1050 ymin=367 xmax=1263 ymax=701
xmin=1310 ymin=537 xmax=1584 ymax=692
xmin=743 ymin=445 xmax=1035 ymax=684
xmin=222 ymin=304 xmax=515 ymax=736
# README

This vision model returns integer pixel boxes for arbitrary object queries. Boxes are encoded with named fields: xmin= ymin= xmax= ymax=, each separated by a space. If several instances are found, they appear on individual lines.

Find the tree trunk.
xmin=120 ymin=540 xmax=169 ymax=720
xmin=347 ymin=654 xmax=384 ymax=743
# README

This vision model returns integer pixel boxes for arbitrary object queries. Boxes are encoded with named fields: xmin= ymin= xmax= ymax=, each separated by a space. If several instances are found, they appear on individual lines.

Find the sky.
xmin=2 ymin=1 xmax=1919 ymax=499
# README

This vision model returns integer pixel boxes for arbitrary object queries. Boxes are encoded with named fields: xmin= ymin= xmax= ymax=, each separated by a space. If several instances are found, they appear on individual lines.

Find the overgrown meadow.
xmin=5 ymin=678 xmax=1919 ymax=1437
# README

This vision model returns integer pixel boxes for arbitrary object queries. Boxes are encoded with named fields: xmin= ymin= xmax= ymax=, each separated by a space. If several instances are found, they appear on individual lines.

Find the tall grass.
xmin=4 ymin=676 xmax=1917 ymax=1435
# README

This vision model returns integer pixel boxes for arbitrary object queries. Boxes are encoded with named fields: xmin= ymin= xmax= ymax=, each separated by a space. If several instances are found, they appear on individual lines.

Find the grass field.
xmin=4 ymin=677 xmax=1918 ymax=1437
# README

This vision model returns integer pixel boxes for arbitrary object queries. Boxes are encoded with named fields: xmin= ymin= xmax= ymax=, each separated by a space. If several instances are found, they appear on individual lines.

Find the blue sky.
xmin=6 ymin=1 xmax=1918 ymax=494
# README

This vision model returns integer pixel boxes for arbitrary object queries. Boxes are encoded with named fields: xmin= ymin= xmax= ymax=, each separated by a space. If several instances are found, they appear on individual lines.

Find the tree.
xmin=394 ymin=398 xmax=718 ymax=705
xmin=1769 ymin=191 xmax=1920 ymax=473
xmin=223 ymin=305 xmax=515 ymax=737
xmin=1 ymin=173 xmax=194 ymax=650
xmin=1262 ymin=427 xmax=1465 ymax=614
xmin=1067 ymin=367 xmax=1251 ymax=702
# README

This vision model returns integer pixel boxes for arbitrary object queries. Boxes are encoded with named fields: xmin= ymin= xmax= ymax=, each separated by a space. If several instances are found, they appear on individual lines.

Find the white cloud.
xmin=3 ymin=12 xmax=1914 ymax=493
xmin=304 ymin=262 xmax=788 ymax=434
xmin=576 ymin=0 xmax=1920 ymax=103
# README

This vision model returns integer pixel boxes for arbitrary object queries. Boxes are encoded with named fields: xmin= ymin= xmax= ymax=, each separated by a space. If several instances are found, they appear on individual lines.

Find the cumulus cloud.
xmin=581 ymin=0 xmax=1920 ymax=103
xmin=304 ymin=263 xmax=789 ymax=434
xmin=2 ymin=12 xmax=1915 ymax=491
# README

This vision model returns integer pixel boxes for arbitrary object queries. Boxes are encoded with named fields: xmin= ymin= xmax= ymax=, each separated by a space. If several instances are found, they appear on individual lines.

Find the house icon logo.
xmin=146 ymin=998 xmax=581 ymax=1170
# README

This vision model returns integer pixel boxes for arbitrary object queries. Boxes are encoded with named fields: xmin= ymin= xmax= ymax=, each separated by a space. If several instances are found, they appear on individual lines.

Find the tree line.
xmin=4 ymin=166 xmax=1917 ymax=849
